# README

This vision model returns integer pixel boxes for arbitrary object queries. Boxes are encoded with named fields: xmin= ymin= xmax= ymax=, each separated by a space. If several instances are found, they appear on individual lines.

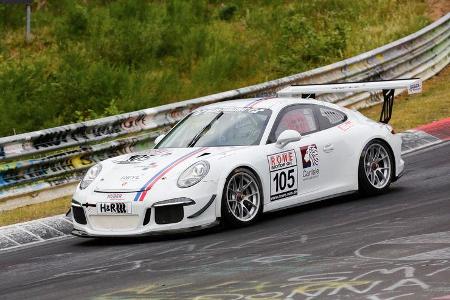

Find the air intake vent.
xmin=155 ymin=205 xmax=184 ymax=224
xmin=143 ymin=208 xmax=152 ymax=226
xmin=72 ymin=206 xmax=87 ymax=225
xmin=320 ymin=108 xmax=345 ymax=124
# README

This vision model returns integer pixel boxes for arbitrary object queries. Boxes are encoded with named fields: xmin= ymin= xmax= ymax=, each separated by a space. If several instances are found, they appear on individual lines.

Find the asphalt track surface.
xmin=1 ymin=142 xmax=449 ymax=300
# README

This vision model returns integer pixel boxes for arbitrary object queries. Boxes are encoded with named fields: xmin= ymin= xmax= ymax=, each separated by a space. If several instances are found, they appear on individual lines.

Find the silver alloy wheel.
xmin=226 ymin=172 xmax=261 ymax=222
xmin=364 ymin=143 xmax=391 ymax=189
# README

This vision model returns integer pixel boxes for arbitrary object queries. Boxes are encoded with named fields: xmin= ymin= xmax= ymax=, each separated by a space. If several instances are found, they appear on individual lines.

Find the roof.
xmin=199 ymin=96 xmax=341 ymax=111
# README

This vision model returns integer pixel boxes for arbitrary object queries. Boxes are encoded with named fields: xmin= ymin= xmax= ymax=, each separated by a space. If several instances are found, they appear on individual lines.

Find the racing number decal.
xmin=267 ymin=150 xmax=298 ymax=201
xmin=273 ymin=169 xmax=295 ymax=192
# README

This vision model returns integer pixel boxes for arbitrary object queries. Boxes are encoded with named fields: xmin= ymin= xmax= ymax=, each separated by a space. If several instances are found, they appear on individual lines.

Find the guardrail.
xmin=1 ymin=13 xmax=449 ymax=202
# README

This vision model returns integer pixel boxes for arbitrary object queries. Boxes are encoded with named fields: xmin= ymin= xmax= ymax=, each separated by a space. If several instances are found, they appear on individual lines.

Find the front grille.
xmin=89 ymin=215 xmax=139 ymax=231
xmin=72 ymin=206 xmax=87 ymax=225
xmin=155 ymin=204 xmax=184 ymax=225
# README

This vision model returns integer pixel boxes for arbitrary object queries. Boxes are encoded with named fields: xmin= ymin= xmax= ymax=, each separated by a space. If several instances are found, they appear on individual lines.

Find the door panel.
xmin=313 ymin=105 xmax=356 ymax=194
xmin=262 ymin=138 xmax=322 ymax=211
xmin=263 ymin=104 xmax=356 ymax=212
xmin=307 ymin=127 xmax=353 ymax=195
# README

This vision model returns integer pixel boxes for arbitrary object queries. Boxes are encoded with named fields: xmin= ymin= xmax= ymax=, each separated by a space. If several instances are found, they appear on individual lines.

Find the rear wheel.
xmin=221 ymin=168 xmax=263 ymax=227
xmin=358 ymin=140 xmax=394 ymax=195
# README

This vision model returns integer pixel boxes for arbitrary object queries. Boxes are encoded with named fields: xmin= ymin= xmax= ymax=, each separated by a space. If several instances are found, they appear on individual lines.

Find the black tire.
xmin=221 ymin=168 xmax=263 ymax=227
xmin=358 ymin=139 xmax=395 ymax=196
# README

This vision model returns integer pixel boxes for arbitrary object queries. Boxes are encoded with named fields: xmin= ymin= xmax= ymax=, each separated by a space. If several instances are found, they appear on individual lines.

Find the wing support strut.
xmin=380 ymin=89 xmax=395 ymax=124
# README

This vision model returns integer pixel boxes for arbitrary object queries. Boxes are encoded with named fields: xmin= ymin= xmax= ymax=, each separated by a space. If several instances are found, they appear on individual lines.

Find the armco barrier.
xmin=0 ymin=13 xmax=449 ymax=202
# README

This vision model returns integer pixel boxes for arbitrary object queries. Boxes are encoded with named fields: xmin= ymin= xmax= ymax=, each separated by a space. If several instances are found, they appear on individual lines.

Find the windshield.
xmin=156 ymin=108 xmax=272 ymax=148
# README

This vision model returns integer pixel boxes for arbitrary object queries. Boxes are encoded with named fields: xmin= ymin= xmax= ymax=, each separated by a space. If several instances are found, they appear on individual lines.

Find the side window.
xmin=268 ymin=105 xmax=318 ymax=143
xmin=317 ymin=106 xmax=347 ymax=130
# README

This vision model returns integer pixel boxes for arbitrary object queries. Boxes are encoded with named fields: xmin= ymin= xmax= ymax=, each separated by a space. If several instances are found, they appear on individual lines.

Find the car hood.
xmin=94 ymin=147 xmax=237 ymax=192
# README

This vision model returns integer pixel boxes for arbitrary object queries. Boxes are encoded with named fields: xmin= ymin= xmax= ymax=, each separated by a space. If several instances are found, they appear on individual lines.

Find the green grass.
xmin=360 ymin=66 xmax=450 ymax=132
xmin=0 ymin=0 xmax=430 ymax=137
xmin=0 ymin=196 xmax=71 ymax=227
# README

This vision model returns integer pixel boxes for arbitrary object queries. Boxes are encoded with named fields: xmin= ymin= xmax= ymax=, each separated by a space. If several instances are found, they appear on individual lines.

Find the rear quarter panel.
xmin=347 ymin=110 xmax=403 ymax=180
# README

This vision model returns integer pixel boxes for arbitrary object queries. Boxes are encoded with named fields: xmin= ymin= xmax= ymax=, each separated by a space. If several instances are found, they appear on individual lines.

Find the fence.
xmin=0 ymin=13 xmax=449 ymax=202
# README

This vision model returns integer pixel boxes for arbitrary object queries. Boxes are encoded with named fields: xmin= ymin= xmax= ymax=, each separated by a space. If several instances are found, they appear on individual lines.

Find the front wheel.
xmin=221 ymin=168 xmax=263 ymax=227
xmin=358 ymin=140 xmax=394 ymax=196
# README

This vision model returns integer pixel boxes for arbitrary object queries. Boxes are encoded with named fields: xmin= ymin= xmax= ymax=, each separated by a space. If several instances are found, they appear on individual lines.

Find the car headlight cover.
xmin=80 ymin=164 xmax=102 ymax=190
xmin=177 ymin=161 xmax=210 ymax=188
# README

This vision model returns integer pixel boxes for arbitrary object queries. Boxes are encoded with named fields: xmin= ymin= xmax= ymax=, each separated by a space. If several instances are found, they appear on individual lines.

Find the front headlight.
xmin=177 ymin=161 xmax=210 ymax=188
xmin=79 ymin=164 xmax=102 ymax=190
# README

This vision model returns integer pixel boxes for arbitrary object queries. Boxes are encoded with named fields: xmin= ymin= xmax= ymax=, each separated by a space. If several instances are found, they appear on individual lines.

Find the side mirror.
xmin=154 ymin=134 xmax=166 ymax=145
xmin=276 ymin=130 xmax=301 ymax=148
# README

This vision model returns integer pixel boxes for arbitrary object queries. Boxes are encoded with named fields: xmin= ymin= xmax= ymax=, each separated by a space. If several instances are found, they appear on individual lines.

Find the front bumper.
xmin=71 ymin=183 xmax=218 ymax=237
xmin=72 ymin=219 xmax=220 ymax=238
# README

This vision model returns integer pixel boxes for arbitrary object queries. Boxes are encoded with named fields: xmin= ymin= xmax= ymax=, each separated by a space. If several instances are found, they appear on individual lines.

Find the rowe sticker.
xmin=300 ymin=144 xmax=320 ymax=180
xmin=267 ymin=150 xmax=298 ymax=201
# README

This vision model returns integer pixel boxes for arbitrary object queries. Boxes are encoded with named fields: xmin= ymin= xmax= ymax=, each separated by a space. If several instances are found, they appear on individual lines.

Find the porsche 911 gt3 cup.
xmin=71 ymin=79 xmax=421 ymax=237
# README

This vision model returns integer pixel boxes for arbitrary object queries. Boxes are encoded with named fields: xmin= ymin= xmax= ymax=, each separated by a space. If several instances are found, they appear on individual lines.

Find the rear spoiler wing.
xmin=277 ymin=79 xmax=422 ymax=124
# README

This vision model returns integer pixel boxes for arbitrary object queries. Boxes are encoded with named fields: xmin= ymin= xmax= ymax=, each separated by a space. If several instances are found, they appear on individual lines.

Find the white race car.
xmin=71 ymin=79 xmax=422 ymax=237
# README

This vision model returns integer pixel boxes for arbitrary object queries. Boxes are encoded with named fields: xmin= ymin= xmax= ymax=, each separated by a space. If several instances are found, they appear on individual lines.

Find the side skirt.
xmin=267 ymin=190 xmax=358 ymax=214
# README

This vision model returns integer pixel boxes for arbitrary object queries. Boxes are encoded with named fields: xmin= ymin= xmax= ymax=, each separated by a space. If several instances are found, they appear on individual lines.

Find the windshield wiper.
xmin=187 ymin=112 xmax=224 ymax=147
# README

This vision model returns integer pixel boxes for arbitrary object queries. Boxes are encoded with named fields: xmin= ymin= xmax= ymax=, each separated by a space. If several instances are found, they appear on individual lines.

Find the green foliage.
xmin=0 ymin=0 xmax=430 ymax=137
xmin=277 ymin=13 xmax=348 ymax=73
xmin=0 ymin=4 xmax=24 ymax=29
xmin=66 ymin=4 xmax=88 ymax=36
xmin=218 ymin=4 xmax=238 ymax=21
xmin=75 ymin=99 xmax=122 ymax=122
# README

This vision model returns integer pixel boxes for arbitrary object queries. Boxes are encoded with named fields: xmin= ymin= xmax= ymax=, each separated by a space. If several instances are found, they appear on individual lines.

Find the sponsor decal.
xmin=113 ymin=150 xmax=172 ymax=164
xmin=97 ymin=202 xmax=131 ymax=214
xmin=338 ymin=120 xmax=354 ymax=131
xmin=114 ymin=155 xmax=148 ymax=164
xmin=408 ymin=81 xmax=422 ymax=94
xmin=128 ymin=155 xmax=150 ymax=162
xmin=147 ymin=149 xmax=172 ymax=156
xmin=300 ymin=144 xmax=319 ymax=180
xmin=267 ymin=150 xmax=298 ymax=201
xmin=107 ymin=193 xmax=125 ymax=200
xmin=121 ymin=175 xmax=140 ymax=181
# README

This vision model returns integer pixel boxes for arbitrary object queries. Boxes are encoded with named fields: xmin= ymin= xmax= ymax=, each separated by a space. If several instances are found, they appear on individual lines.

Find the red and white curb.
xmin=400 ymin=117 xmax=450 ymax=154
xmin=0 ymin=118 xmax=449 ymax=252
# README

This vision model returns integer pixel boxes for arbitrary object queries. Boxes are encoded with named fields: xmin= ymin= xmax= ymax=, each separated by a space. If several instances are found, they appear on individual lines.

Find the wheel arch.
xmin=359 ymin=137 xmax=396 ymax=170
xmin=215 ymin=163 xmax=265 ymax=218
xmin=357 ymin=137 xmax=396 ymax=190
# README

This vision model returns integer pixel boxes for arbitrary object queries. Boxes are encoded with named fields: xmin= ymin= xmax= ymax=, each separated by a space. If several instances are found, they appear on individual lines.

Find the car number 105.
xmin=267 ymin=150 xmax=299 ymax=201
xmin=273 ymin=169 xmax=295 ymax=192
